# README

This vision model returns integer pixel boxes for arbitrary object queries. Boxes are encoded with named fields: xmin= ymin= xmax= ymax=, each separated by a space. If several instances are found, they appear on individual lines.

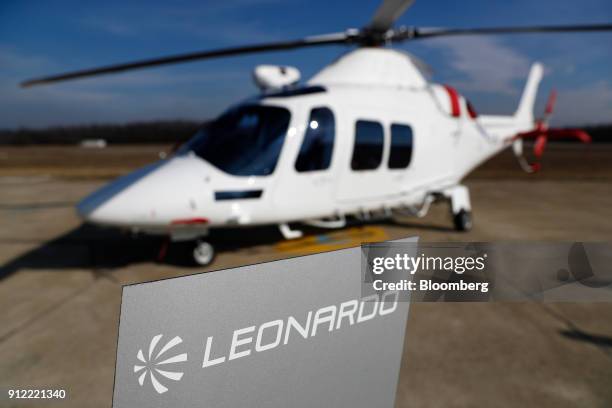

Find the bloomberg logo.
xmin=134 ymin=290 xmax=399 ymax=395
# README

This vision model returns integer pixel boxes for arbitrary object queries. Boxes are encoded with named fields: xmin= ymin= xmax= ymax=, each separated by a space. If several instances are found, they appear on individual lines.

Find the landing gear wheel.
xmin=453 ymin=209 xmax=472 ymax=232
xmin=192 ymin=240 xmax=215 ymax=266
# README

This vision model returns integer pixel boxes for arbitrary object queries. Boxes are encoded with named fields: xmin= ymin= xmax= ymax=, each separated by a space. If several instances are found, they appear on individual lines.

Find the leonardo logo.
xmin=134 ymin=334 xmax=187 ymax=394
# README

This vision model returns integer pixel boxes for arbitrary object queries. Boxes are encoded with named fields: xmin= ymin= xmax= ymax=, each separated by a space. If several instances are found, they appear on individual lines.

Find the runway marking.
xmin=274 ymin=226 xmax=388 ymax=255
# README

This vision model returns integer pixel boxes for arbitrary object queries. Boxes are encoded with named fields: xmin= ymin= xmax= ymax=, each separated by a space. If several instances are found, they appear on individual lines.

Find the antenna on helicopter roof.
xmin=253 ymin=65 xmax=301 ymax=92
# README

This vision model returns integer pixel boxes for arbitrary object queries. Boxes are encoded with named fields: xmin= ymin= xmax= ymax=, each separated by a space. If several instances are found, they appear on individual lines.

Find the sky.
xmin=1 ymin=0 xmax=611 ymax=128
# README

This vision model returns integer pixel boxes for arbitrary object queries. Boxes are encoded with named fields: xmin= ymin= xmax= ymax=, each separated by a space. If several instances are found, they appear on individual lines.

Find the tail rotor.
xmin=512 ymin=89 xmax=591 ymax=173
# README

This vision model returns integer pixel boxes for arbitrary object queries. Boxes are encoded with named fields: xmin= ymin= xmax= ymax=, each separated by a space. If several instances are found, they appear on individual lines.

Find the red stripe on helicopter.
xmin=443 ymin=85 xmax=461 ymax=117
xmin=170 ymin=217 xmax=209 ymax=225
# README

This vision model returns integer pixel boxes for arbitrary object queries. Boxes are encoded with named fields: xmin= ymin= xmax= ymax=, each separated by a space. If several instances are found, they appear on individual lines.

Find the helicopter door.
xmin=273 ymin=106 xmax=337 ymax=220
xmin=336 ymin=110 xmax=393 ymax=203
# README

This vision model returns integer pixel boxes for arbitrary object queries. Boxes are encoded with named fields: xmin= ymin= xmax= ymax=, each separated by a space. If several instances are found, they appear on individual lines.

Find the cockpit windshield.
xmin=184 ymin=105 xmax=290 ymax=176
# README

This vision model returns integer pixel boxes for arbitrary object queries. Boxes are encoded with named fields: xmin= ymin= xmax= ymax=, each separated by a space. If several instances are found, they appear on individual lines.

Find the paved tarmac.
xmin=1 ymin=145 xmax=611 ymax=407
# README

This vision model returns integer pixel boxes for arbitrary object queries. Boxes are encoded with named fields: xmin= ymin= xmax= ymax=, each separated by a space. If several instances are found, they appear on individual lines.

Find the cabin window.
xmin=351 ymin=120 xmax=384 ymax=170
xmin=295 ymin=107 xmax=335 ymax=172
xmin=388 ymin=124 xmax=413 ymax=169
xmin=187 ymin=105 xmax=290 ymax=176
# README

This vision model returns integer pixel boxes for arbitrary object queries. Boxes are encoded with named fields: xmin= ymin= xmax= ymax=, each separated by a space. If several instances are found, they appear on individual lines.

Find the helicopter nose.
xmin=77 ymin=156 xmax=212 ymax=227
xmin=77 ymin=161 xmax=165 ymax=225
xmin=77 ymin=188 xmax=132 ymax=225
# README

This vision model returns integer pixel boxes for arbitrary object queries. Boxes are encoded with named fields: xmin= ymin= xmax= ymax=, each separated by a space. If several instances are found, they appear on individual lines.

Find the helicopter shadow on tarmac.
xmin=0 ymin=216 xmax=454 ymax=281
xmin=0 ymin=223 xmax=279 ymax=280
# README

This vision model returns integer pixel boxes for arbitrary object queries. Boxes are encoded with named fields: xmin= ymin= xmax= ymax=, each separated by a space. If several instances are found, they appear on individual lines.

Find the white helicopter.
xmin=22 ymin=0 xmax=609 ymax=265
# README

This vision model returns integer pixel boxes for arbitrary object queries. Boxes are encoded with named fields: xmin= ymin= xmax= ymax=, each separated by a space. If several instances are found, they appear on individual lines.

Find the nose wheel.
xmin=192 ymin=240 xmax=215 ymax=266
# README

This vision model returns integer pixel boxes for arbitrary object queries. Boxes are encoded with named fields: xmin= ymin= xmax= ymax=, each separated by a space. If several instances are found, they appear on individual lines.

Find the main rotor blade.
xmin=368 ymin=0 xmax=415 ymax=33
xmin=411 ymin=23 xmax=612 ymax=39
xmin=21 ymin=32 xmax=355 ymax=87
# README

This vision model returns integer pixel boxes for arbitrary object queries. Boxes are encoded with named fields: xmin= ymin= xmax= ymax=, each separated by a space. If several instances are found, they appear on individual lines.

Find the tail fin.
xmin=514 ymin=63 xmax=544 ymax=125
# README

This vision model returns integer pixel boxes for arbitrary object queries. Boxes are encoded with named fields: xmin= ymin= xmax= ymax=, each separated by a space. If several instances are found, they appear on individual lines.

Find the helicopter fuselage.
xmin=76 ymin=48 xmax=536 ymax=240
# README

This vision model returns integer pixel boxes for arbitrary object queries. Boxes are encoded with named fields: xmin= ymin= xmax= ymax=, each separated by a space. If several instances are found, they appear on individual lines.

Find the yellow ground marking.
xmin=274 ymin=226 xmax=389 ymax=255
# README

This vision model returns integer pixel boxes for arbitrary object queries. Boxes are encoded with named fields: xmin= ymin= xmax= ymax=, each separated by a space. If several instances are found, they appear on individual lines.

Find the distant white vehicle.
xmin=22 ymin=0 xmax=603 ymax=265
xmin=80 ymin=139 xmax=107 ymax=148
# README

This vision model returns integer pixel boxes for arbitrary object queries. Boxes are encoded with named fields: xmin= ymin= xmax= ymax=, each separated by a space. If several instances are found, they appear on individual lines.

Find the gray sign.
xmin=113 ymin=238 xmax=417 ymax=408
